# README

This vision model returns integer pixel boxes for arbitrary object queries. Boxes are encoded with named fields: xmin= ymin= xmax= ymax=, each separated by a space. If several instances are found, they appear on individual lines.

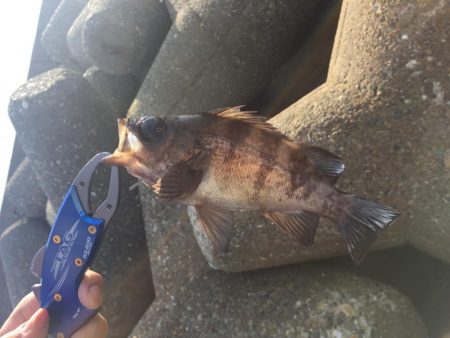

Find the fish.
xmin=102 ymin=106 xmax=399 ymax=264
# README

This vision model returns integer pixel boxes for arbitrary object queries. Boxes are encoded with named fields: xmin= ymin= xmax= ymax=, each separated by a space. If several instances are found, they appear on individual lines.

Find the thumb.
xmin=15 ymin=308 xmax=49 ymax=338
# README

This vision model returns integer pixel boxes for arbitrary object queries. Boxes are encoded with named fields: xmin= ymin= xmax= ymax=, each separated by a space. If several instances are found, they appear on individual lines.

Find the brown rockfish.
xmin=102 ymin=107 xmax=399 ymax=264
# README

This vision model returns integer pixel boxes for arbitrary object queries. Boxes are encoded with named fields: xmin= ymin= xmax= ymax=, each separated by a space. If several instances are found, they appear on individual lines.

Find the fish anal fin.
xmin=153 ymin=154 xmax=205 ymax=199
xmin=263 ymin=210 xmax=319 ymax=246
xmin=195 ymin=205 xmax=234 ymax=253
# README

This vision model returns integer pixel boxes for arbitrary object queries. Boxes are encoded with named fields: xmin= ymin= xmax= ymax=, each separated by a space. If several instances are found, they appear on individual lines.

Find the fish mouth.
xmin=101 ymin=118 xmax=156 ymax=184
xmin=101 ymin=150 xmax=133 ymax=166
xmin=117 ymin=118 xmax=128 ymax=152
xmin=101 ymin=118 xmax=133 ymax=166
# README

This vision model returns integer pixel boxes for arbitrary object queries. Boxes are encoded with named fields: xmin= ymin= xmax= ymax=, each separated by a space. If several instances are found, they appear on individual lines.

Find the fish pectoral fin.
xmin=194 ymin=205 xmax=234 ymax=253
xmin=298 ymin=145 xmax=345 ymax=182
xmin=262 ymin=210 xmax=319 ymax=246
xmin=153 ymin=161 xmax=203 ymax=199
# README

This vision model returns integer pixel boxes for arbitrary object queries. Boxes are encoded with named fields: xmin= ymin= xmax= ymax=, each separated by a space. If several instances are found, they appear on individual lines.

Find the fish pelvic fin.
xmin=263 ymin=210 xmax=319 ymax=246
xmin=336 ymin=195 xmax=399 ymax=265
xmin=194 ymin=205 xmax=234 ymax=253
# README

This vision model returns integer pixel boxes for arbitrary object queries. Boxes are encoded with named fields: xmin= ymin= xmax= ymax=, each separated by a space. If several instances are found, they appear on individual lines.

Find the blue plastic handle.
xmin=40 ymin=186 xmax=104 ymax=338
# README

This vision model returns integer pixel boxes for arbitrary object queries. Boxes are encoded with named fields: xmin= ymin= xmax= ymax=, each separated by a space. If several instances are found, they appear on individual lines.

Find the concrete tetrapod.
xmin=189 ymin=0 xmax=450 ymax=271
xmin=131 ymin=200 xmax=427 ymax=337
xmin=69 ymin=0 xmax=171 ymax=75
xmin=129 ymin=0 xmax=329 ymax=117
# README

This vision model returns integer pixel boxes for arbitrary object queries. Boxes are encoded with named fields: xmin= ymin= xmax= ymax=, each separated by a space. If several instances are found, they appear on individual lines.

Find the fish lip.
xmin=100 ymin=151 xmax=127 ymax=166
xmin=117 ymin=118 xmax=129 ymax=152
xmin=101 ymin=118 xmax=130 ymax=166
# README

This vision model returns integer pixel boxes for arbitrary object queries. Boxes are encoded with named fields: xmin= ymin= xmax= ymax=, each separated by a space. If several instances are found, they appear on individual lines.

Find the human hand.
xmin=0 ymin=269 xmax=108 ymax=338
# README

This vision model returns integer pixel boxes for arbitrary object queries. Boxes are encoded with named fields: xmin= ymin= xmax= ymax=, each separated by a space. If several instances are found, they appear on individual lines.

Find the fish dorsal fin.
xmin=210 ymin=107 xmax=344 ymax=180
xmin=209 ymin=106 xmax=291 ymax=139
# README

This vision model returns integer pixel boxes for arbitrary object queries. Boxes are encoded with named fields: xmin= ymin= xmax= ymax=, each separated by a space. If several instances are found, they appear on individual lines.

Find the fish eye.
xmin=137 ymin=117 xmax=167 ymax=143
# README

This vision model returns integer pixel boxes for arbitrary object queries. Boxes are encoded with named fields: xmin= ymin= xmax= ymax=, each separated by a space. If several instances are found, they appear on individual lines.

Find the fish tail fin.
xmin=335 ymin=194 xmax=399 ymax=265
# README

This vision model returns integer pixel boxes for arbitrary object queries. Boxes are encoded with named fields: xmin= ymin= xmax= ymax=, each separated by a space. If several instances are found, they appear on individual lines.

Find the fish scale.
xmin=195 ymin=138 xmax=284 ymax=208
xmin=197 ymin=138 xmax=330 ymax=214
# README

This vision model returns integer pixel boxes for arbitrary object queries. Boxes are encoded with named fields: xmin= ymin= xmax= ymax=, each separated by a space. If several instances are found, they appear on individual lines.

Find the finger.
xmin=1 ymin=308 xmax=49 ymax=338
xmin=0 ymin=293 xmax=40 ymax=334
xmin=21 ymin=308 xmax=49 ymax=338
xmin=78 ymin=269 xmax=104 ymax=310
xmin=71 ymin=313 xmax=108 ymax=338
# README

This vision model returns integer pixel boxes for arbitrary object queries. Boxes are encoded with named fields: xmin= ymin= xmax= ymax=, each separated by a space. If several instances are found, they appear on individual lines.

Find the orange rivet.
xmin=52 ymin=235 xmax=61 ymax=244
xmin=54 ymin=293 xmax=62 ymax=302
xmin=88 ymin=226 xmax=97 ymax=234
xmin=75 ymin=258 xmax=83 ymax=267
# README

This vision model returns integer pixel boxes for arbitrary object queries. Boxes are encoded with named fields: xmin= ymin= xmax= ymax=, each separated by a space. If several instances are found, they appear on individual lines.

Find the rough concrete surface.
xmin=9 ymin=67 xmax=116 ymax=205
xmin=72 ymin=0 xmax=171 ymax=75
xmin=67 ymin=6 xmax=93 ymax=69
xmin=128 ymin=0 xmax=328 ymax=117
xmin=0 ymin=262 xmax=11 ymax=325
xmin=2 ymin=0 xmax=448 ymax=336
xmin=83 ymin=66 xmax=138 ymax=116
xmin=134 ymin=187 xmax=427 ymax=337
xmin=41 ymin=0 xmax=88 ymax=64
xmin=186 ymin=0 xmax=450 ymax=271
xmin=330 ymin=247 xmax=450 ymax=338
xmin=164 ymin=0 xmax=187 ymax=20
xmin=132 ymin=258 xmax=427 ymax=337
xmin=0 ymin=218 xmax=49 ymax=307
xmin=271 ymin=0 xmax=450 ymax=263
xmin=251 ymin=0 xmax=342 ymax=118
xmin=0 ymin=158 xmax=47 ymax=234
